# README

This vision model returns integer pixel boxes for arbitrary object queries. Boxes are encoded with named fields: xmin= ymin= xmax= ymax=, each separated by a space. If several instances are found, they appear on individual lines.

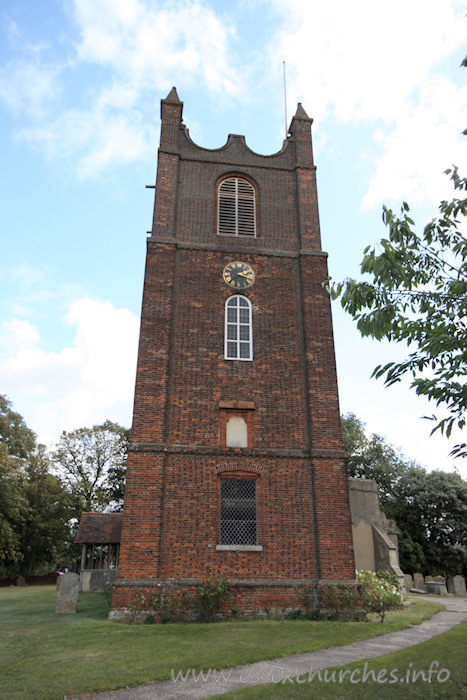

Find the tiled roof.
xmin=74 ymin=512 xmax=122 ymax=544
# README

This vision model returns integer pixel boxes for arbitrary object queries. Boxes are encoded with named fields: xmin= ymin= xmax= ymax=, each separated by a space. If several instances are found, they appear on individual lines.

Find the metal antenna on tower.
xmin=283 ymin=61 xmax=288 ymax=140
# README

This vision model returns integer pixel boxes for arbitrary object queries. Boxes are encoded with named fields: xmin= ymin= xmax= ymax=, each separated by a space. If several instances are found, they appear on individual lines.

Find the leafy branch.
xmin=329 ymin=168 xmax=467 ymax=458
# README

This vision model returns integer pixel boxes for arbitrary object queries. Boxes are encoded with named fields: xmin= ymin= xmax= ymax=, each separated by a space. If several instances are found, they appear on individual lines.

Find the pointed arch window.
xmin=225 ymin=295 xmax=253 ymax=361
xmin=218 ymin=176 xmax=256 ymax=237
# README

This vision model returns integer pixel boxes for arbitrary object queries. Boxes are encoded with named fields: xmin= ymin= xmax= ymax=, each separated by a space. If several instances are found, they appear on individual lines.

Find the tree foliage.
xmin=384 ymin=466 xmax=467 ymax=578
xmin=341 ymin=412 xmax=410 ymax=504
xmin=396 ymin=529 xmax=426 ymax=576
xmin=0 ymin=444 xmax=28 ymax=573
xmin=0 ymin=395 xmax=71 ymax=577
xmin=19 ymin=447 xmax=72 ymax=576
xmin=341 ymin=412 xmax=467 ymax=577
xmin=53 ymin=421 xmax=130 ymax=516
xmin=0 ymin=395 xmax=36 ymax=461
xmin=332 ymin=168 xmax=467 ymax=457
xmin=0 ymin=397 xmax=131 ymax=578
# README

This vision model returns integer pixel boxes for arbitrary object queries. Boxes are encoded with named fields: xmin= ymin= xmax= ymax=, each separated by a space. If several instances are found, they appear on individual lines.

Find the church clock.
xmin=223 ymin=261 xmax=255 ymax=290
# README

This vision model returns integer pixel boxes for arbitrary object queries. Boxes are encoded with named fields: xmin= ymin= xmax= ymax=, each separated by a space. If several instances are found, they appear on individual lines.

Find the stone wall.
xmin=348 ymin=478 xmax=405 ymax=596
xmin=80 ymin=569 xmax=118 ymax=593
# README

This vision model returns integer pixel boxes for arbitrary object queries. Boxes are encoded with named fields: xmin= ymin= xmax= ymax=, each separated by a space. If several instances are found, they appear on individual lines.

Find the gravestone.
xmin=413 ymin=572 xmax=425 ymax=591
xmin=404 ymin=574 xmax=414 ymax=591
xmin=55 ymin=573 xmax=79 ymax=614
xmin=16 ymin=575 xmax=27 ymax=587
xmin=449 ymin=575 xmax=467 ymax=597
xmin=425 ymin=575 xmax=447 ymax=596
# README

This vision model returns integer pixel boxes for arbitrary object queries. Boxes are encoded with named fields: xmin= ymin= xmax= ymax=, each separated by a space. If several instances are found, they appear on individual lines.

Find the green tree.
xmin=53 ymin=421 xmax=130 ymax=515
xmin=0 ymin=395 xmax=71 ymax=577
xmin=341 ymin=411 xmax=467 ymax=576
xmin=0 ymin=445 xmax=27 ymax=576
xmin=0 ymin=396 xmax=33 ymax=576
xmin=0 ymin=395 xmax=36 ymax=461
xmin=106 ymin=435 xmax=130 ymax=511
xmin=331 ymin=168 xmax=467 ymax=458
xmin=385 ymin=467 xmax=467 ymax=578
xmin=397 ymin=529 xmax=426 ymax=576
xmin=19 ymin=446 xmax=72 ymax=575
xmin=341 ymin=412 xmax=410 ymax=504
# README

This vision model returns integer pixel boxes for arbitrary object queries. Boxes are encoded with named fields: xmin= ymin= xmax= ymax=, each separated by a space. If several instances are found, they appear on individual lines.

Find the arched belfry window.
xmin=225 ymin=295 xmax=253 ymax=361
xmin=218 ymin=176 xmax=256 ymax=237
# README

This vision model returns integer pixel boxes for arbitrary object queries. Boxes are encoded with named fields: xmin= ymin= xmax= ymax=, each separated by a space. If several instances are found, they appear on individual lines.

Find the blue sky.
xmin=0 ymin=0 xmax=466 ymax=476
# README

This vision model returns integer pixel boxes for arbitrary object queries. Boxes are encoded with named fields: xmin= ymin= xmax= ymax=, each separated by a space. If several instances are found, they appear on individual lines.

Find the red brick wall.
xmin=111 ymin=92 xmax=355 ymax=616
xmin=130 ymin=243 xmax=175 ymax=443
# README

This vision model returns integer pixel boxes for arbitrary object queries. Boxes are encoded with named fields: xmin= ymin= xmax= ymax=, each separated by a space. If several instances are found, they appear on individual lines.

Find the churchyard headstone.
xmin=448 ymin=575 xmax=467 ymax=597
xmin=55 ymin=573 xmax=79 ymax=614
xmin=413 ymin=572 xmax=425 ymax=591
xmin=425 ymin=576 xmax=447 ymax=596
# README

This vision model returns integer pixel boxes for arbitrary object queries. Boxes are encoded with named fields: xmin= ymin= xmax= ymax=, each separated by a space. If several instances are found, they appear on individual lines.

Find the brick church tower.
xmin=110 ymin=88 xmax=355 ymax=617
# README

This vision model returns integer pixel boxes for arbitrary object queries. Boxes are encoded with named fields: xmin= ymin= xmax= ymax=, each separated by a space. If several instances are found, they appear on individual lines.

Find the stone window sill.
xmin=216 ymin=545 xmax=263 ymax=552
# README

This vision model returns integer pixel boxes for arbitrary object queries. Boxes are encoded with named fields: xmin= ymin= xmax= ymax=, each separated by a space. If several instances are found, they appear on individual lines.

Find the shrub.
xmin=129 ymin=591 xmax=147 ymax=623
xmin=196 ymin=572 xmax=234 ymax=622
xmin=149 ymin=584 xmax=192 ymax=623
xmin=317 ymin=582 xmax=360 ymax=617
xmin=294 ymin=582 xmax=317 ymax=617
xmin=103 ymin=581 xmax=113 ymax=609
xmin=128 ymin=570 xmax=237 ymax=623
xmin=294 ymin=582 xmax=360 ymax=620
xmin=357 ymin=570 xmax=403 ymax=622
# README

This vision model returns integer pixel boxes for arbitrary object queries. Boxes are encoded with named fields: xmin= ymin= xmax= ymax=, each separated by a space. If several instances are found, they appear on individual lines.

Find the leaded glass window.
xmin=220 ymin=479 xmax=257 ymax=545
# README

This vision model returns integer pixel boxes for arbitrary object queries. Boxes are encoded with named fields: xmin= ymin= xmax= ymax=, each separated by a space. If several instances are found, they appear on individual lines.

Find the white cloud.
xmin=268 ymin=0 xmax=466 ymax=209
xmin=0 ymin=319 xmax=41 ymax=352
xmin=3 ymin=17 xmax=20 ymax=44
xmin=6 ymin=0 xmax=464 ymax=191
xmin=11 ymin=262 xmax=47 ymax=287
xmin=0 ymin=58 xmax=60 ymax=118
xmin=0 ymin=265 xmax=66 ymax=319
xmin=20 ymin=105 xmax=155 ymax=178
xmin=271 ymin=0 xmax=464 ymax=124
xmin=0 ymin=298 xmax=139 ymax=444
xmin=362 ymin=77 xmax=467 ymax=209
xmin=73 ymin=0 xmax=239 ymax=96
xmin=1 ymin=0 xmax=241 ymax=175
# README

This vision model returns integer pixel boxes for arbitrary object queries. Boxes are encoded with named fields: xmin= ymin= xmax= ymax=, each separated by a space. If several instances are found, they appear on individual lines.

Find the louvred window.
xmin=218 ymin=176 xmax=256 ymax=237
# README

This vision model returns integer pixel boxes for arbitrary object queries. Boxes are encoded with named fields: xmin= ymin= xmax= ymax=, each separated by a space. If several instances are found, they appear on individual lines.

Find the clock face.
xmin=223 ymin=261 xmax=255 ymax=290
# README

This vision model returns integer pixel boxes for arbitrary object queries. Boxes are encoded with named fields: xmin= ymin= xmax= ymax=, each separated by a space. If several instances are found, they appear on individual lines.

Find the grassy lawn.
xmin=0 ymin=586 xmax=446 ymax=699
xmin=223 ymin=621 xmax=467 ymax=699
